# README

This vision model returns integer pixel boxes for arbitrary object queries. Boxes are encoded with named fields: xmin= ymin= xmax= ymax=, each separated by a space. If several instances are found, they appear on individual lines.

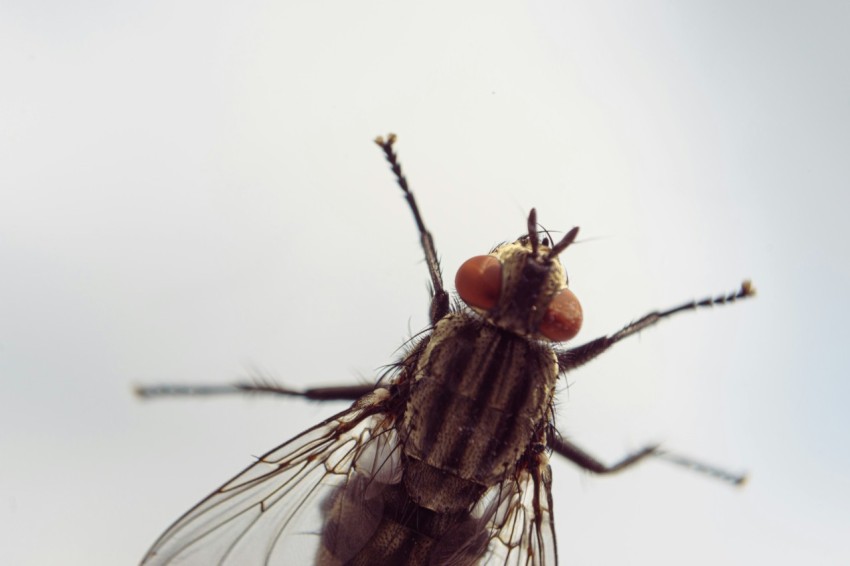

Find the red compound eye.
xmin=538 ymin=287 xmax=583 ymax=342
xmin=455 ymin=255 xmax=502 ymax=310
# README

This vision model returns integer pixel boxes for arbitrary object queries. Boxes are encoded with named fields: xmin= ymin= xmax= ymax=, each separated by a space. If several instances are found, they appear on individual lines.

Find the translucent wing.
xmin=142 ymin=384 xmax=558 ymax=566
xmin=141 ymin=388 xmax=402 ymax=566
xmin=477 ymin=451 xmax=558 ymax=566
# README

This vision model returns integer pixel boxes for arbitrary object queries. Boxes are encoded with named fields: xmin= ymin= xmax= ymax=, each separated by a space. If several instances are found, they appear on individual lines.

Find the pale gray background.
xmin=2 ymin=1 xmax=848 ymax=564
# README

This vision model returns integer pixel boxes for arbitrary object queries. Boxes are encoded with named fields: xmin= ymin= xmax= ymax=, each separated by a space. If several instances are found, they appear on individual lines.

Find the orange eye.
xmin=538 ymin=287 xmax=583 ymax=342
xmin=455 ymin=255 xmax=502 ymax=310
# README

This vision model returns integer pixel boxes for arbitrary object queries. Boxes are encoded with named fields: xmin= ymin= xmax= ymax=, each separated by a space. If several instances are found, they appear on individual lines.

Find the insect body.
xmin=139 ymin=135 xmax=754 ymax=565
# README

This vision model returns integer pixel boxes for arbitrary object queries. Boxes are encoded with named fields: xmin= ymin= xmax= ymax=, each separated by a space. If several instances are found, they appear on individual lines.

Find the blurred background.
xmin=2 ymin=1 xmax=848 ymax=564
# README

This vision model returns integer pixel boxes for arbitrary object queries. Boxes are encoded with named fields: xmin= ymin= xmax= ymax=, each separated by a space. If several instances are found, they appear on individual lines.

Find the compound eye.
xmin=538 ymin=287 xmax=583 ymax=342
xmin=455 ymin=255 xmax=502 ymax=310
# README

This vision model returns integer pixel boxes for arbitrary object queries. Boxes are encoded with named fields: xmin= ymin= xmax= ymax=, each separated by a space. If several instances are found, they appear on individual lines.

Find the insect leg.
xmin=134 ymin=382 xmax=375 ymax=401
xmin=558 ymin=281 xmax=754 ymax=372
xmin=550 ymin=436 xmax=746 ymax=485
xmin=375 ymin=134 xmax=450 ymax=324
xmin=550 ymin=436 xmax=658 ymax=474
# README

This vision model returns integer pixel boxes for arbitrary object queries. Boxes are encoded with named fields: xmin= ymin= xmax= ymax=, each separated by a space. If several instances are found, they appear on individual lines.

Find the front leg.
xmin=375 ymin=134 xmax=450 ymax=324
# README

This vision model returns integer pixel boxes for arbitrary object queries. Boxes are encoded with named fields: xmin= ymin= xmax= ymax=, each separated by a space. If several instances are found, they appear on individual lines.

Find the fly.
xmin=138 ymin=134 xmax=755 ymax=566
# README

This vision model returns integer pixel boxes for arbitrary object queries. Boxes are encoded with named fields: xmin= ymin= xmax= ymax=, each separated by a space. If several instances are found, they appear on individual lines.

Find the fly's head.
xmin=454 ymin=209 xmax=583 ymax=342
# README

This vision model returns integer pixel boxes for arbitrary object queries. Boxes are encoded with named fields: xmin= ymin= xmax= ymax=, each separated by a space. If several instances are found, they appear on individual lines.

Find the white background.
xmin=2 ymin=1 xmax=848 ymax=564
